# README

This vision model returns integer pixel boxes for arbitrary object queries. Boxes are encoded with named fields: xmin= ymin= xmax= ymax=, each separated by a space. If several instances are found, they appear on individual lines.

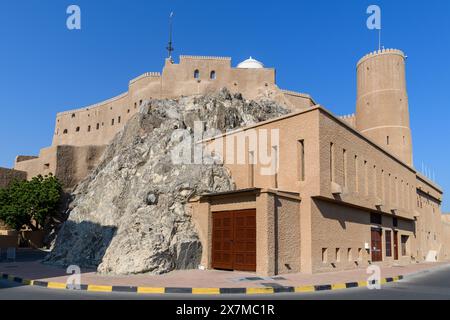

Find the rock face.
xmin=44 ymin=89 xmax=289 ymax=275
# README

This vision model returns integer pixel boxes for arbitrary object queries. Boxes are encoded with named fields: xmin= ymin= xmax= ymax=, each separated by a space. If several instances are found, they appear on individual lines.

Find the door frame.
xmin=393 ymin=230 xmax=399 ymax=260
xmin=211 ymin=209 xmax=257 ymax=272
xmin=371 ymin=227 xmax=383 ymax=262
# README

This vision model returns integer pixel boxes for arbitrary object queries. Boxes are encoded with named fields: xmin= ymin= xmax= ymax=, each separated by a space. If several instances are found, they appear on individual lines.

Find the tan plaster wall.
xmin=356 ymin=49 xmax=413 ymax=166
xmin=318 ymin=109 xmax=417 ymax=221
xmin=274 ymin=195 xmax=301 ymax=274
xmin=13 ymin=145 xmax=105 ymax=189
xmin=311 ymin=199 xmax=415 ymax=273
xmin=0 ymin=167 xmax=27 ymax=188
xmin=14 ymin=146 xmax=57 ymax=179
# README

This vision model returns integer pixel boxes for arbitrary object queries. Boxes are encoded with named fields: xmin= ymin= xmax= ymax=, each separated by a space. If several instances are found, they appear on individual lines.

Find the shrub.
xmin=0 ymin=174 xmax=62 ymax=231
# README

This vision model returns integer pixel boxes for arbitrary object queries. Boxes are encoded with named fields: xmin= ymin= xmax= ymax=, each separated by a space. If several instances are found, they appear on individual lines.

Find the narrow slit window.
xmin=322 ymin=248 xmax=328 ymax=263
xmin=298 ymin=140 xmax=305 ymax=181
xmin=343 ymin=149 xmax=347 ymax=187
xmin=330 ymin=143 xmax=335 ymax=182
xmin=355 ymin=155 xmax=359 ymax=193
xmin=364 ymin=160 xmax=368 ymax=196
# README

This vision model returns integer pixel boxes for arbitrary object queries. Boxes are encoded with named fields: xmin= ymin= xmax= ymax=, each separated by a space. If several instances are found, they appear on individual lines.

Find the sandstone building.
xmin=1 ymin=49 xmax=449 ymax=275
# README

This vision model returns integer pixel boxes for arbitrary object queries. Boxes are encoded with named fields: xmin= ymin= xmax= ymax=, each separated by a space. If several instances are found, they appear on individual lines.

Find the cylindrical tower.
xmin=356 ymin=48 xmax=413 ymax=166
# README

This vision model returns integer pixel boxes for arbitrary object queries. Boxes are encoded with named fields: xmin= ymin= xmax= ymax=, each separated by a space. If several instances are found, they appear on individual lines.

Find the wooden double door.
xmin=212 ymin=210 xmax=256 ymax=272
xmin=371 ymin=228 xmax=383 ymax=262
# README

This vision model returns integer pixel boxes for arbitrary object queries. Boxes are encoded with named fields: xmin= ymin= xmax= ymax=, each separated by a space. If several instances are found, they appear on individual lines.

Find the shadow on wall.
xmin=313 ymin=198 xmax=416 ymax=234
xmin=314 ymin=199 xmax=369 ymax=230
xmin=43 ymin=220 xmax=117 ymax=270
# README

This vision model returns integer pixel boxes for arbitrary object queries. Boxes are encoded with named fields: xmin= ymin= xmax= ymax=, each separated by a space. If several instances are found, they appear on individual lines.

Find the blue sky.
xmin=0 ymin=0 xmax=449 ymax=211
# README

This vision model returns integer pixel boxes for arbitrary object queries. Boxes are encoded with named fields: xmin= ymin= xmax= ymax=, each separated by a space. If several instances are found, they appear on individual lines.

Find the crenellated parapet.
xmin=357 ymin=48 xmax=405 ymax=67
xmin=338 ymin=113 xmax=356 ymax=128
xmin=57 ymin=92 xmax=129 ymax=117
xmin=179 ymin=55 xmax=231 ymax=61
xmin=129 ymin=72 xmax=162 ymax=85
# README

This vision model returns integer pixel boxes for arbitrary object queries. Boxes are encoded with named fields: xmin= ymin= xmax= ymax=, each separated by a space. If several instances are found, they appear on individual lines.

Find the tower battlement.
xmin=179 ymin=55 xmax=232 ymax=61
xmin=357 ymin=48 xmax=405 ymax=67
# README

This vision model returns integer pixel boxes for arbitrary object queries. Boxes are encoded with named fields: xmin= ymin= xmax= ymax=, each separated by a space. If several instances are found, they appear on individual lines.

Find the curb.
xmin=0 ymin=272 xmax=404 ymax=295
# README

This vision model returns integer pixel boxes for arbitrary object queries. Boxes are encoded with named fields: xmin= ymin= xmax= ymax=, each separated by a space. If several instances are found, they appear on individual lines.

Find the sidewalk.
xmin=1 ymin=249 xmax=448 ymax=290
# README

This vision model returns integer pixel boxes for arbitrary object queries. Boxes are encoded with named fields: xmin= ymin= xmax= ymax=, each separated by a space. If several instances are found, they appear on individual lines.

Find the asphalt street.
xmin=0 ymin=264 xmax=449 ymax=300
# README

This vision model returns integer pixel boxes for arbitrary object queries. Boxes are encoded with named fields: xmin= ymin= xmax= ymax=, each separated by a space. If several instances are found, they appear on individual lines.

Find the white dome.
xmin=237 ymin=57 xmax=264 ymax=69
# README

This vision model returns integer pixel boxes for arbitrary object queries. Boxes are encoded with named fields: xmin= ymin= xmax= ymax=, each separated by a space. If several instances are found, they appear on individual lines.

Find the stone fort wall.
xmin=0 ymin=167 xmax=26 ymax=189
xmin=13 ymin=56 xmax=315 ymax=187
xmin=51 ymin=56 xmax=315 ymax=148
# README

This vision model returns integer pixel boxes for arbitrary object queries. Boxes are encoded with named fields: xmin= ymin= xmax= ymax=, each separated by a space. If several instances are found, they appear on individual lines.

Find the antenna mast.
xmin=166 ymin=12 xmax=175 ymax=60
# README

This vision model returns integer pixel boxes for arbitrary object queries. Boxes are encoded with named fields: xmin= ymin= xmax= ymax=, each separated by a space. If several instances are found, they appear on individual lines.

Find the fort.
xmin=10 ymin=55 xmax=314 ymax=188
xmin=1 ymin=48 xmax=450 ymax=275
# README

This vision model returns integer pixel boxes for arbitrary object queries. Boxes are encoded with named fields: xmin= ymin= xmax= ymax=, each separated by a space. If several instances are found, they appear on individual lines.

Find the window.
xmin=385 ymin=230 xmax=392 ymax=257
xmin=358 ymin=248 xmax=363 ymax=261
xmin=348 ymin=248 xmax=352 ymax=262
xmin=322 ymin=248 xmax=328 ymax=263
xmin=298 ymin=140 xmax=305 ymax=181
xmin=111 ymin=119 xmax=115 ymax=126
xmin=76 ymin=127 xmax=80 ymax=132
xmin=401 ymin=235 xmax=409 ymax=256
xmin=355 ymin=155 xmax=359 ymax=193
xmin=330 ymin=143 xmax=335 ymax=182
xmin=210 ymin=70 xmax=216 ymax=80
xmin=96 ymin=123 xmax=100 ymax=130
xmin=118 ymin=116 xmax=121 ymax=124
xmin=140 ymin=100 xmax=143 ymax=106
xmin=364 ymin=160 xmax=368 ymax=195
xmin=43 ymin=163 xmax=50 ymax=170
xmin=336 ymin=248 xmax=341 ymax=262
xmin=127 ymin=109 xmax=130 ymax=114
xmin=134 ymin=102 xmax=137 ymax=109
xmin=387 ymin=136 xmax=390 ymax=145
xmin=194 ymin=69 xmax=200 ymax=79
xmin=343 ymin=149 xmax=347 ymax=187
xmin=393 ymin=217 xmax=398 ymax=228
xmin=71 ymin=113 xmax=75 ymax=118
xmin=63 ymin=129 xmax=68 ymax=134
xmin=370 ymin=213 xmax=382 ymax=225
xmin=88 ymin=125 xmax=91 ymax=132
xmin=373 ymin=165 xmax=377 ymax=197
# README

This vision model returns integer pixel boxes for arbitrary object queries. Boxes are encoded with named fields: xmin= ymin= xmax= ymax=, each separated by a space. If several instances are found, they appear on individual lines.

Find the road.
xmin=1 ymin=264 xmax=449 ymax=300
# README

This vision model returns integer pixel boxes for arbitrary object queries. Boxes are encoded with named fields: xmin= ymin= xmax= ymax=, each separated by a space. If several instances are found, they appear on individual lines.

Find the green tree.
xmin=0 ymin=174 xmax=62 ymax=231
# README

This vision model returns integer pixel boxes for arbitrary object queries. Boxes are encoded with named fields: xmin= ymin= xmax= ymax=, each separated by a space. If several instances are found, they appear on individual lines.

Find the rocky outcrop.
xmin=44 ymin=89 xmax=289 ymax=275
